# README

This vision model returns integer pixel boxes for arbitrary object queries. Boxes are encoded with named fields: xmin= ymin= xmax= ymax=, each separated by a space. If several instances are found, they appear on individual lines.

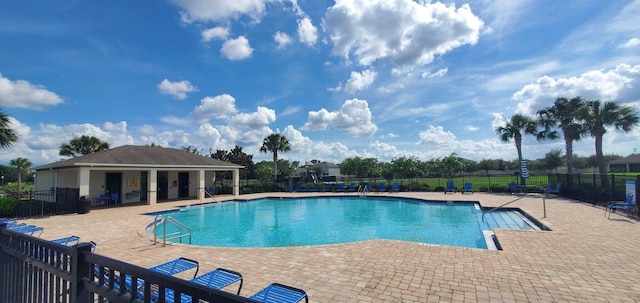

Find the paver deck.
xmin=20 ymin=192 xmax=640 ymax=302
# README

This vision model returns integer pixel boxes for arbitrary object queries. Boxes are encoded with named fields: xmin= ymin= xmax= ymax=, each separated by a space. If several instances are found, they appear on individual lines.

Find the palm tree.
xmin=9 ymin=157 xmax=31 ymax=194
xmin=0 ymin=109 xmax=18 ymax=149
xmin=536 ymin=97 xmax=588 ymax=174
xmin=59 ymin=135 xmax=110 ymax=157
xmin=579 ymin=100 xmax=640 ymax=186
xmin=259 ymin=134 xmax=292 ymax=181
xmin=495 ymin=114 xmax=538 ymax=184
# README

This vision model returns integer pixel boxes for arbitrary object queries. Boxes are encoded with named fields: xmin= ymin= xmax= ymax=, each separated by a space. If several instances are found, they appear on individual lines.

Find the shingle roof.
xmin=608 ymin=154 xmax=640 ymax=165
xmin=33 ymin=145 xmax=243 ymax=170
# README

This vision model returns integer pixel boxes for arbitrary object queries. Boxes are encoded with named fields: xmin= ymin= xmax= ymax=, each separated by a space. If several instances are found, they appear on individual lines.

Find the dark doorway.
xmin=140 ymin=171 xmax=148 ymax=201
xmin=178 ymin=172 xmax=189 ymax=198
xmin=158 ymin=171 xmax=168 ymax=200
xmin=105 ymin=173 xmax=122 ymax=202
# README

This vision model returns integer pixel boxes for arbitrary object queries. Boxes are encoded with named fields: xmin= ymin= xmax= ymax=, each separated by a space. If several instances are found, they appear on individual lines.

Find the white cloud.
xmin=297 ymin=16 xmax=318 ymax=47
xmin=0 ymin=73 xmax=63 ymax=110
xmin=323 ymin=0 xmax=483 ymax=67
xmin=169 ymin=0 xmax=266 ymax=23
xmin=202 ymin=27 xmax=230 ymax=42
xmin=137 ymin=125 xmax=155 ymax=136
xmin=280 ymin=105 xmax=301 ymax=117
xmin=380 ymin=133 xmax=399 ymax=139
xmin=192 ymin=94 xmax=238 ymax=121
xmin=220 ymin=36 xmax=253 ymax=60
xmin=619 ymin=37 xmax=640 ymax=49
xmin=345 ymin=69 xmax=377 ymax=93
xmin=513 ymin=64 xmax=640 ymax=115
xmin=274 ymin=31 xmax=293 ymax=49
xmin=302 ymin=98 xmax=378 ymax=137
xmin=229 ymin=106 xmax=276 ymax=128
xmin=465 ymin=125 xmax=479 ymax=131
xmin=417 ymin=125 xmax=457 ymax=147
xmin=421 ymin=68 xmax=448 ymax=79
xmin=160 ymin=115 xmax=192 ymax=127
xmin=370 ymin=140 xmax=404 ymax=158
xmin=157 ymin=79 xmax=198 ymax=100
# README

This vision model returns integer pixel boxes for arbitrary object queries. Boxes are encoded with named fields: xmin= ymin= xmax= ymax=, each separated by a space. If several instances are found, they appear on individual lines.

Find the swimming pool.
xmin=147 ymin=197 xmax=538 ymax=249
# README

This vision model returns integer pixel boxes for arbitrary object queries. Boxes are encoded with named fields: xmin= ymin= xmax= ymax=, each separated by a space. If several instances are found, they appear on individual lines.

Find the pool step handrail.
xmin=481 ymin=196 xmax=525 ymax=222
xmin=151 ymin=215 xmax=192 ymax=246
xmin=357 ymin=184 xmax=369 ymax=196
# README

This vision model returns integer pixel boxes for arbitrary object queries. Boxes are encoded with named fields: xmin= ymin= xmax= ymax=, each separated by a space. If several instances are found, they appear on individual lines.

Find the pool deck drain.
xmin=21 ymin=192 xmax=640 ymax=302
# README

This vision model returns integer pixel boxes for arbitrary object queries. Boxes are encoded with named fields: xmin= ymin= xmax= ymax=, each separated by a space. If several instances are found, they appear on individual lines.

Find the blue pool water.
xmin=148 ymin=197 xmax=537 ymax=249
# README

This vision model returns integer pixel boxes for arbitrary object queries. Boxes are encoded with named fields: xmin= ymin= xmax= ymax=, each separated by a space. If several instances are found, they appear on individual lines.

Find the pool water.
xmin=148 ymin=197 xmax=536 ymax=249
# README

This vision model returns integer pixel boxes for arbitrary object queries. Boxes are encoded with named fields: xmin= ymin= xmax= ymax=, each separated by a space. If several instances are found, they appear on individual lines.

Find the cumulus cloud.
xmin=323 ymin=0 xmax=483 ymax=67
xmin=513 ymin=64 xmax=640 ymax=115
xmin=297 ymin=16 xmax=318 ymax=47
xmin=619 ymin=37 xmax=640 ymax=49
xmin=422 ymin=68 xmax=448 ymax=78
xmin=274 ymin=31 xmax=293 ymax=49
xmin=202 ymin=27 xmax=230 ymax=41
xmin=220 ymin=36 xmax=253 ymax=60
xmin=157 ymin=79 xmax=198 ymax=100
xmin=192 ymin=94 xmax=238 ymax=121
xmin=0 ymin=73 xmax=63 ymax=110
xmin=302 ymin=98 xmax=378 ymax=137
xmin=417 ymin=125 xmax=457 ymax=147
xmin=170 ymin=0 xmax=266 ymax=23
xmin=280 ymin=125 xmax=354 ymax=163
xmin=229 ymin=106 xmax=276 ymax=128
xmin=345 ymin=69 xmax=377 ymax=93
xmin=370 ymin=140 xmax=404 ymax=158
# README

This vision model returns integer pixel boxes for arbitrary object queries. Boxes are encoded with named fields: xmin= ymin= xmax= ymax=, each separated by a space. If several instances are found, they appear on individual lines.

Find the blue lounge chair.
xmin=444 ymin=181 xmax=456 ymax=194
xmin=9 ymin=224 xmax=44 ymax=236
xmin=51 ymin=235 xmax=80 ymax=246
xmin=605 ymin=194 xmax=635 ymax=219
xmin=157 ymin=268 xmax=243 ymax=302
xmin=377 ymin=183 xmax=385 ymax=193
xmin=122 ymin=257 xmax=200 ymax=295
xmin=391 ymin=183 xmax=400 ymax=193
xmin=462 ymin=183 xmax=473 ymax=194
xmin=336 ymin=183 xmax=345 ymax=192
xmin=508 ymin=182 xmax=523 ymax=195
xmin=302 ymin=184 xmax=310 ymax=192
xmin=322 ymin=184 xmax=331 ymax=192
xmin=548 ymin=183 xmax=561 ymax=195
xmin=285 ymin=184 xmax=292 ymax=192
xmin=363 ymin=183 xmax=371 ymax=192
xmin=111 ymin=193 xmax=120 ymax=204
xmin=311 ymin=184 xmax=319 ymax=192
xmin=250 ymin=283 xmax=309 ymax=303
xmin=348 ymin=183 xmax=357 ymax=192
xmin=293 ymin=184 xmax=302 ymax=192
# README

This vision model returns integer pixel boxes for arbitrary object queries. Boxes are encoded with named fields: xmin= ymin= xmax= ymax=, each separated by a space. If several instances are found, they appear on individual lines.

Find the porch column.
xmin=198 ymin=169 xmax=205 ymax=201
xmin=148 ymin=169 xmax=157 ymax=205
xmin=232 ymin=169 xmax=240 ymax=196
xmin=78 ymin=167 xmax=91 ymax=197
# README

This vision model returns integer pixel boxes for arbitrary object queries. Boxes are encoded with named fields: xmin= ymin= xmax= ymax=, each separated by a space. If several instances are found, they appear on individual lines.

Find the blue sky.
xmin=1 ymin=0 xmax=639 ymax=166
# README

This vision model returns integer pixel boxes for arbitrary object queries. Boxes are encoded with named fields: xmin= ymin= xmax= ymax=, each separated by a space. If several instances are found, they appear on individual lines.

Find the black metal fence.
xmin=0 ymin=224 xmax=256 ymax=303
xmin=1 ymin=188 xmax=80 ymax=219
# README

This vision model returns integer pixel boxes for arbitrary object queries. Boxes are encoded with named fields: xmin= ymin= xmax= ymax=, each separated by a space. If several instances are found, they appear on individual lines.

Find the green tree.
xmin=255 ymin=161 xmax=273 ymax=184
xmin=181 ymin=145 xmax=203 ymax=155
xmin=436 ymin=153 xmax=466 ymax=180
xmin=340 ymin=157 xmax=379 ymax=180
xmin=477 ymin=159 xmax=499 ymax=175
xmin=537 ymin=97 xmax=588 ymax=174
xmin=59 ymin=135 xmax=110 ymax=157
xmin=0 ymin=109 xmax=18 ymax=149
xmin=540 ymin=149 xmax=564 ymax=173
xmin=390 ymin=156 xmax=422 ymax=180
xmin=579 ymin=100 xmax=640 ymax=186
xmin=495 ymin=114 xmax=538 ymax=184
xmin=259 ymin=134 xmax=292 ymax=181
xmin=9 ymin=157 xmax=31 ymax=194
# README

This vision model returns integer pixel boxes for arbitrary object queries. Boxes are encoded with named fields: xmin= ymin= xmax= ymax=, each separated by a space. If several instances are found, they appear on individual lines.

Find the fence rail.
xmin=1 ymin=188 xmax=80 ymax=219
xmin=0 ymin=224 xmax=256 ymax=303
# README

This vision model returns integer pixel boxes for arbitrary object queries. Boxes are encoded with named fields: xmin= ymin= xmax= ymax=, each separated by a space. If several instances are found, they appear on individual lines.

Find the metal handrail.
xmin=152 ymin=215 xmax=192 ymax=246
xmin=481 ymin=196 xmax=525 ymax=222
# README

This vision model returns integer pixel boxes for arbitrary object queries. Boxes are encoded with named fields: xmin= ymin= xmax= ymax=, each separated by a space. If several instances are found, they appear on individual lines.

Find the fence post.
xmin=636 ymin=176 xmax=640 ymax=217
xmin=70 ymin=242 xmax=93 ymax=303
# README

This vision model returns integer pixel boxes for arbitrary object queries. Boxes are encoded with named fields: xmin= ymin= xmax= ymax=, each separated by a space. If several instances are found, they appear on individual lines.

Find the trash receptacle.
xmin=77 ymin=196 xmax=91 ymax=214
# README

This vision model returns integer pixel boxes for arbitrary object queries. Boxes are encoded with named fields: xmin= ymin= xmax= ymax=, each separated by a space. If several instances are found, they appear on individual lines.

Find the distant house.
xmin=608 ymin=154 xmax=640 ymax=172
xmin=294 ymin=161 xmax=341 ymax=181
xmin=32 ymin=145 xmax=243 ymax=205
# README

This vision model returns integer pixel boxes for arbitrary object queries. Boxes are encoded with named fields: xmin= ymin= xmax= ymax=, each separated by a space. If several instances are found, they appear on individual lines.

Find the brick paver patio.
xmin=20 ymin=192 xmax=640 ymax=302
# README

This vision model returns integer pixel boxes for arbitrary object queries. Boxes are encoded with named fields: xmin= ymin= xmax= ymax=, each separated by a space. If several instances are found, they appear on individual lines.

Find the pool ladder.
xmin=149 ymin=215 xmax=192 ymax=246
xmin=357 ymin=184 xmax=370 ymax=196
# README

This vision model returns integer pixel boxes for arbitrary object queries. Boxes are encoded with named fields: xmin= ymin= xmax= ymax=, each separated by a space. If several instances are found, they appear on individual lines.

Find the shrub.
xmin=0 ymin=196 xmax=19 ymax=217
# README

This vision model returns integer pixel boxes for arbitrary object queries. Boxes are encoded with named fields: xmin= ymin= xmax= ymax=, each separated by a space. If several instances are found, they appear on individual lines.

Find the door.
xmin=140 ymin=171 xmax=148 ymax=201
xmin=178 ymin=172 xmax=189 ymax=198
xmin=105 ymin=172 xmax=122 ymax=202
xmin=157 ymin=171 xmax=168 ymax=200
